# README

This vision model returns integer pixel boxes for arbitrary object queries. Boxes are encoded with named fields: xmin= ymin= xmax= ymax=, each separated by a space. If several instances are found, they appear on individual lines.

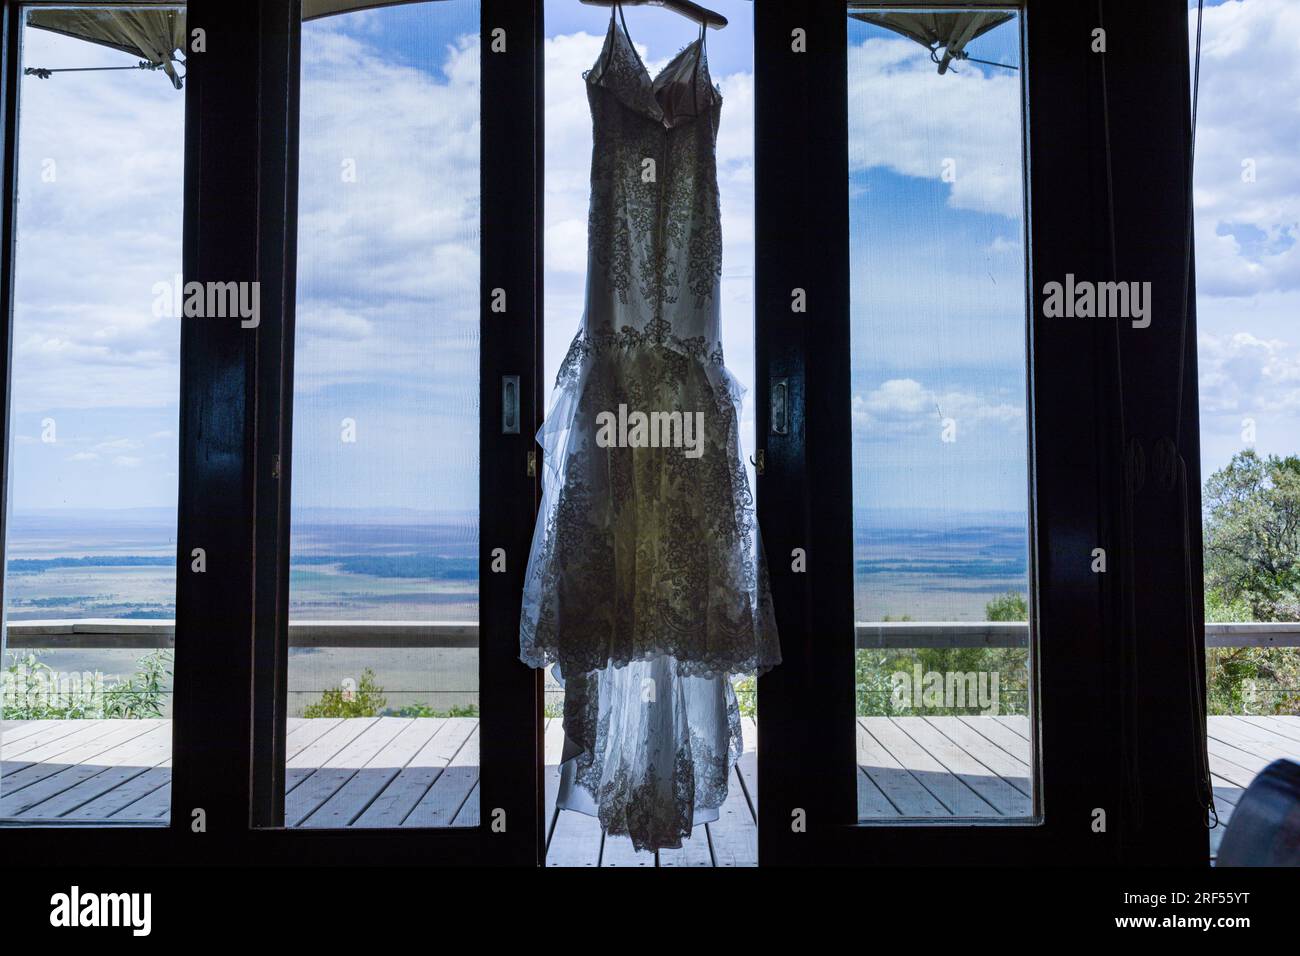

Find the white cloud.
xmin=11 ymin=28 xmax=184 ymax=415
xmin=1191 ymin=0 xmax=1300 ymax=297
xmin=293 ymin=26 xmax=480 ymax=400
xmin=852 ymin=377 xmax=1023 ymax=438
xmin=1197 ymin=330 xmax=1300 ymax=416
xmin=847 ymin=37 xmax=1024 ymax=219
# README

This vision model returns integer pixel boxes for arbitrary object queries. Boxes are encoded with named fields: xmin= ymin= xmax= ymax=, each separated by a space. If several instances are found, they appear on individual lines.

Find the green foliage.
xmin=733 ymin=674 xmax=756 ymax=718
xmin=1203 ymin=449 xmax=1300 ymax=621
xmin=3 ymin=649 xmax=171 ymax=720
xmin=1199 ymin=451 xmax=1300 ymax=714
xmin=388 ymin=702 xmax=479 ymax=718
xmin=984 ymin=591 xmax=1027 ymax=622
xmin=3 ymin=652 xmax=98 ymax=719
xmin=103 ymin=650 xmax=172 ymax=718
xmin=301 ymin=668 xmax=387 ymax=718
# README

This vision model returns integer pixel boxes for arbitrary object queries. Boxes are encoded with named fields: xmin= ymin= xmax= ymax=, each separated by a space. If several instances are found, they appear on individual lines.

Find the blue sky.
xmin=4 ymin=0 xmax=1296 ymax=522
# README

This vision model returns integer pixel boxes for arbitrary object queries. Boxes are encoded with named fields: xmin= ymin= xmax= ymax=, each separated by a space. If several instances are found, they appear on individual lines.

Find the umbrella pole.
xmin=23 ymin=61 xmax=172 ymax=80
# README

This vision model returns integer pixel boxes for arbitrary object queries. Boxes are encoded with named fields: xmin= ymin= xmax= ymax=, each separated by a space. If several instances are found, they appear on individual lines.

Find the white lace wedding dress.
xmin=520 ymin=7 xmax=780 ymax=852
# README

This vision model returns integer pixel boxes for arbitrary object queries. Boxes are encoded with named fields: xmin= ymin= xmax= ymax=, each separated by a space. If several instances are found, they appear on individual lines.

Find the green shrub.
xmin=3 ymin=649 xmax=172 ymax=720
xmin=301 ymin=668 xmax=387 ymax=718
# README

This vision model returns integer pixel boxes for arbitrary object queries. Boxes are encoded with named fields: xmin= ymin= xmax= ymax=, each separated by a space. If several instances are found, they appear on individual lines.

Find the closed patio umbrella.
xmin=848 ymin=9 xmax=1016 ymax=74
xmin=24 ymin=0 xmax=429 ymax=90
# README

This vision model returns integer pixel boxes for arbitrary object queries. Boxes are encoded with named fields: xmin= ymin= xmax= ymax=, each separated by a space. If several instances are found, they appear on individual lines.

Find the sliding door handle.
xmin=770 ymin=377 xmax=789 ymax=436
xmin=502 ymin=375 xmax=520 ymax=434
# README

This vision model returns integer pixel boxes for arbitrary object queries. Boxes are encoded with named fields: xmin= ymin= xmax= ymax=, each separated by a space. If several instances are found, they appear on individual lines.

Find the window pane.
xmin=1189 ymin=0 xmax=1300 ymax=860
xmin=847 ymin=7 xmax=1034 ymax=822
xmin=2 ymin=6 xmax=186 ymax=826
xmin=285 ymin=0 xmax=481 ymax=828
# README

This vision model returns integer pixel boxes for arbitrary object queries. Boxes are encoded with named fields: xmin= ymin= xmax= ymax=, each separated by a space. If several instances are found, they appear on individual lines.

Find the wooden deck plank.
xmin=401 ymin=726 xmax=479 ymax=828
xmin=68 ymin=766 xmax=171 ymax=820
xmin=285 ymin=717 xmax=343 ymax=752
xmin=2 ymin=719 xmax=90 ymax=756
xmin=113 ymin=781 xmax=171 ymax=820
xmin=856 ymin=767 xmax=899 ymax=818
xmin=298 ymin=717 xmax=446 ymax=828
xmin=0 ymin=720 xmax=165 ymax=801
xmin=925 ymin=716 xmax=1032 ymax=797
xmin=4 ymin=715 xmax=1290 ymax=862
xmin=893 ymin=717 xmax=1030 ymax=817
xmin=352 ymin=717 xmax=474 ymax=827
xmin=601 ymin=833 xmax=655 ymax=867
xmin=547 ymin=809 xmax=603 ymax=866
xmin=16 ymin=725 xmax=172 ymax=819
xmin=453 ymin=783 xmax=480 ymax=827
xmin=864 ymin=717 xmax=999 ymax=816
xmin=293 ymin=718 xmax=417 ymax=827
xmin=0 ymin=719 xmax=57 ymax=747
xmin=1211 ymin=773 xmax=1243 ymax=809
xmin=286 ymin=717 xmax=382 ymax=794
xmin=658 ymin=828 xmax=714 ymax=866
xmin=2 ymin=719 xmax=129 ymax=767
xmin=1237 ymin=715 xmax=1300 ymax=745
xmin=543 ymin=718 xmax=564 ymax=849
xmin=1212 ymin=717 xmax=1300 ymax=762
xmin=1205 ymin=725 xmax=1293 ymax=770
xmin=993 ymin=715 xmax=1032 ymax=741
xmin=856 ymin=718 xmax=949 ymax=817
xmin=707 ymin=766 xmax=757 ymax=867
xmin=737 ymin=716 xmax=758 ymax=813
xmin=956 ymin=714 xmax=1032 ymax=764
xmin=1206 ymin=744 xmax=1265 ymax=789
xmin=0 ymin=722 xmax=169 ymax=816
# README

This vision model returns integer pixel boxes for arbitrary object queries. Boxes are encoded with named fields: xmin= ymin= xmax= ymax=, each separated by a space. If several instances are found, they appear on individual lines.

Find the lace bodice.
xmin=581 ymin=14 xmax=724 ymax=347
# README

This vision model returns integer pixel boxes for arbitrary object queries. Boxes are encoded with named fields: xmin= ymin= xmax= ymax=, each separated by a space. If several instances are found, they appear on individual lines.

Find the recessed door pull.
xmin=771 ymin=378 xmax=789 ymax=436
xmin=527 ymin=448 xmax=537 ymax=478
xmin=502 ymin=375 xmax=520 ymax=434
xmin=750 ymin=449 xmax=765 ymax=476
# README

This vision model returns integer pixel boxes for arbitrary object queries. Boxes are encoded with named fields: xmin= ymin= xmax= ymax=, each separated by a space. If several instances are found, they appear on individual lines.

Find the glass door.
xmin=1 ymin=2 xmax=186 ymax=828
xmin=752 ymin=0 xmax=1177 ymax=866
xmin=238 ymin=0 xmax=542 ymax=864
xmin=845 ymin=6 xmax=1035 ymax=824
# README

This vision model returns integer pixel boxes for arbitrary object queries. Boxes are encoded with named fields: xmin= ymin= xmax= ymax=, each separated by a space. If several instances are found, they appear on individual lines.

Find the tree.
xmin=1203 ymin=449 xmax=1300 ymax=622
xmin=985 ymin=591 xmax=1027 ymax=622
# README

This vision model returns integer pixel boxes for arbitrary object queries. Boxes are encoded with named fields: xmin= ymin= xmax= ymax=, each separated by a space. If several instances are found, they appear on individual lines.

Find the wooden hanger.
xmin=580 ymin=0 xmax=728 ymax=30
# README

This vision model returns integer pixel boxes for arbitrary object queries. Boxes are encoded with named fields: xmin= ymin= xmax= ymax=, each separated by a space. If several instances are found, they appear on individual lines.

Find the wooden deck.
xmin=3 ymin=715 xmax=1297 ymax=862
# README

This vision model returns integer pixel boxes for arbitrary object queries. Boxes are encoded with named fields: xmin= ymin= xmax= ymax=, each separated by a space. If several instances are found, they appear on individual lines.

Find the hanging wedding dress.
xmin=520 ymin=6 xmax=780 ymax=852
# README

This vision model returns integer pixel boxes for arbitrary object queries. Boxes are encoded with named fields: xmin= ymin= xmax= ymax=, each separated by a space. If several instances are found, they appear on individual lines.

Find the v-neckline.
xmin=592 ymin=12 xmax=715 ymax=127
xmin=612 ymin=15 xmax=704 ymax=90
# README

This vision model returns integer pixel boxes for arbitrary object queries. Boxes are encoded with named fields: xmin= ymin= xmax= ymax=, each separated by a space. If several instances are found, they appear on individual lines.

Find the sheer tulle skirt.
xmin=520 ymin=326 xmax=779 ymax=850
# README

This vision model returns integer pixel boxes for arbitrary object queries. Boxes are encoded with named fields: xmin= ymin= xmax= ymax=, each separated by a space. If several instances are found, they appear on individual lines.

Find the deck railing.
xmin=5 ymin=618 xmax=1300 ymax=649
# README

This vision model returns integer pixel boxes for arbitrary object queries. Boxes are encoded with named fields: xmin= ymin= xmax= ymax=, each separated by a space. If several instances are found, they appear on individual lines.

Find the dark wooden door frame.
xmin=0 ymin=0 xmax=541 ymax=865
xmin=755 ymin=0 xmax=1208 ymax=866
xmin=175 ymin=0 xmax=544 ymax=865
